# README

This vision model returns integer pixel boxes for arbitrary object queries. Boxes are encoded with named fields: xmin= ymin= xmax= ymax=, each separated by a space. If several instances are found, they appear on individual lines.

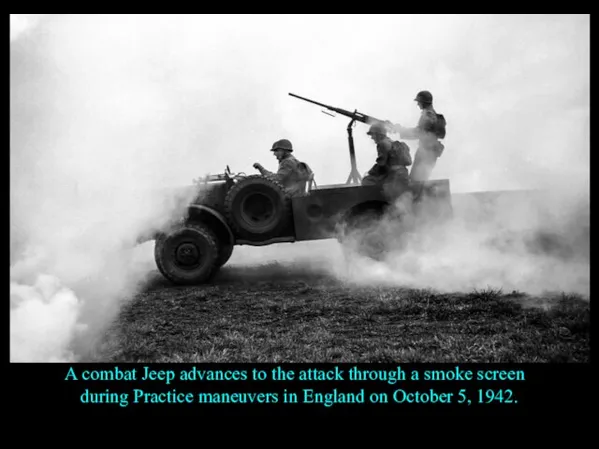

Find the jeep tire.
xmin=154 ymin=222 xmax=220 ymax=285
xmin=224 ymin=175 xmax=291 ymax=241
xmin=217 ymin=243 xmax=234 ymax=267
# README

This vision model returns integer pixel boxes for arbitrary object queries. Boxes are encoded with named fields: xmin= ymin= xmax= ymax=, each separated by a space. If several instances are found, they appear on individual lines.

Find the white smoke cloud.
xmin=330 ymin=186 xmax=590 ymax=297
xmin=10 ymin=15 xmax=204 ymax=362
xmin=10 ymin=273 xmax=84 ymax=362
xmin=10 ymin=14 xmax=46 ymax=42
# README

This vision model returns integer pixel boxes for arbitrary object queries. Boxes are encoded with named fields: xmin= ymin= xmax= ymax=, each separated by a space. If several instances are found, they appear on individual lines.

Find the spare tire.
xmin=154 ymin=222 xmax=220 ymax=285
xmin=224 ymin=175 xmax=291 ymax=241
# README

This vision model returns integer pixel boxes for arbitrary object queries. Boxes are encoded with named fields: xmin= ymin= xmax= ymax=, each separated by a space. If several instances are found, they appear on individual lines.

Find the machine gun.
xmin=289 ymin=93 xmax=390 ymax=185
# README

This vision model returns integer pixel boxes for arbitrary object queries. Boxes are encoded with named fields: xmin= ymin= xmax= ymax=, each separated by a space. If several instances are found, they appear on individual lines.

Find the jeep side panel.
xmin=291 ymin=179 xmax=453 ymax=241
xmin=291 ymin=184 xmax=389 ymax=241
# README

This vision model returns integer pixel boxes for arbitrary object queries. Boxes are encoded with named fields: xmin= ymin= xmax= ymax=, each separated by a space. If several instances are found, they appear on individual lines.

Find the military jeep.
xmin=139 ymin=165 xmax=453 ymax=285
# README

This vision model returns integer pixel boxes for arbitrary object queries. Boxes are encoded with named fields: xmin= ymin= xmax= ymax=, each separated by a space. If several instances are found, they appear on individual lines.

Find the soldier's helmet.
xmin=367 ymin=122 xmax=387 ymax=136
xmin=271 ymin=139 xmax=293 ymax=152
xmin=414 ymin=90 xmax=433 ymax=104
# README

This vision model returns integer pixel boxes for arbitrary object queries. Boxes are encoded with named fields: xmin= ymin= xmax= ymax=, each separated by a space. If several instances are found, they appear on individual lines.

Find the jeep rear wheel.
xmin=339 ymin=205 xmax=416 ymax=261
xmin=154 ymin=223 xmax=220 ymax=285
xmin=338 ymin=207 xmax=388 ymax=261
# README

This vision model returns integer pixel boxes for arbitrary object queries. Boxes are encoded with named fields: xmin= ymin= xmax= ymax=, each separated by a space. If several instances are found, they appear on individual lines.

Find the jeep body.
xmin=143 ymin=170 xmax=453 ymax=285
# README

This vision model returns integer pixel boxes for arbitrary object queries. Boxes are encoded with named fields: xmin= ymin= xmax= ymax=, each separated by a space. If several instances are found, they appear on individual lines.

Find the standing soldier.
xmin=361 ymin=122 xmax=412 ymax=199
xmin=253 ymin=139 xmax=313 ymax=197
xmin=387 ymin=90 xmax=446 ymax=182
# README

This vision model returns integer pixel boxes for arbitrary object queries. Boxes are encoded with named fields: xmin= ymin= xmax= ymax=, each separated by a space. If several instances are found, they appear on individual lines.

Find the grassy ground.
xmin=88 ymin=262 xmax=589 ymax=363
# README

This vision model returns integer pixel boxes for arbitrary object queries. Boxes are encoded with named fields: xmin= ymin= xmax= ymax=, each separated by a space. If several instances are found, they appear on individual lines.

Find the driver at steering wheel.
xmin=253 ymin=139 xmax=313 ymax=197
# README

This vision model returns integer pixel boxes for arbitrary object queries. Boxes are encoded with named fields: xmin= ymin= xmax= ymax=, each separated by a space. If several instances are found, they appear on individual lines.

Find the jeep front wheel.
xmin=154 ymin=223 xmax=220 ymax=285
xmin=217 ymin=243 xmax=234 ymax=267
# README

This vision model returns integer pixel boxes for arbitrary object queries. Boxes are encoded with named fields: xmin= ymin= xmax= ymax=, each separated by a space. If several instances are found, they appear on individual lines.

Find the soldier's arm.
xmin=383 ymin=120 xmax=419 ymax=139
xmin=257 ymin=166 xmax=275 ymax=177
xmin=397 ymin=111 xmax=436 ymax=140
xmin=397 ymin=125 xmax=421 ymax=140
xmin=397 ymin=119 xmax=425 ymax=140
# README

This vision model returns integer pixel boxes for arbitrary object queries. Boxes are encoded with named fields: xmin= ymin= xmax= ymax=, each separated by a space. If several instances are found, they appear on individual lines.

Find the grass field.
xmin=88 ymin=258 xmax=590 ymax=364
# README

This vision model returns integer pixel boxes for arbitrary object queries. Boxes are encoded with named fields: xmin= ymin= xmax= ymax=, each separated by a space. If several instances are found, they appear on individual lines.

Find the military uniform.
xmin=362 ymin=133 xmax=411 ymax=198
xmin=397 ymin=106 xmax=444 ymax=182
xmin=256 ymin=140 xmax=312 ymax=197
xmin=396 ymin=92 xmax=445 ymax=182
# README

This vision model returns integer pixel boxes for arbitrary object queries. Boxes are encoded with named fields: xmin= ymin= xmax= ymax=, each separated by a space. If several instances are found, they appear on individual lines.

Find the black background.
xmin=7 ymin=362 xmax=592 ymax=417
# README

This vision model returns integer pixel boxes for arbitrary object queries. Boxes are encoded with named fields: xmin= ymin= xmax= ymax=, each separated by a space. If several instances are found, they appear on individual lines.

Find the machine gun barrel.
xmin=289 ymin=91 xmax=398 ymax=186
xmin=288 ymin=93 xmax=332 ymax=111
xmin=289 ymin=92 xmax=385 ymax=126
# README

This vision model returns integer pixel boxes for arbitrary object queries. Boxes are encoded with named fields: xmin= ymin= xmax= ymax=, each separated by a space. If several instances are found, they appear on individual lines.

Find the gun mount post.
xmin=289 ymin=92 xmax=389 ymax=186
xmin=346 ymin=115 xmax=362 ymax=185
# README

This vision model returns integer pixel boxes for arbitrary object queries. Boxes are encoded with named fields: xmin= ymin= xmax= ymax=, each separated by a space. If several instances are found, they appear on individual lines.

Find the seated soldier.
xmin=361 ymin=123 xmax=411 ymax=198
xmin=253 ymin=139 xmax=313 ymax=197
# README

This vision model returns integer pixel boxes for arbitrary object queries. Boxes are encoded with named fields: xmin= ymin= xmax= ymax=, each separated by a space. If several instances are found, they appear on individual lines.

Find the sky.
xmin=10 ymin=14 xmax=590 ymax=193
xmin=9 ymin=14 xmax=590 ymax=362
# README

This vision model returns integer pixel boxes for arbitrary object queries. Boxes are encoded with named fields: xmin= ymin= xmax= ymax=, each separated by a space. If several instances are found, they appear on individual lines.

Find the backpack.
xmin=296 ymin=162 xmax=314 ymax=182
xmin=435 ymin=113 xmax=447 ymax=139
xmin=296 ymin=161 xmax=315 ymax=190
xmin=391 ymin=140 xmax=412 ymax=167
xmin=297 ymin=161 xmax=313 ymax=180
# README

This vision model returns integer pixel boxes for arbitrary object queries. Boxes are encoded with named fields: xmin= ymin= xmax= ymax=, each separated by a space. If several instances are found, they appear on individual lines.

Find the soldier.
xmin=387 ymin=90 xmax=446 ymax=182
xmin=361 ymin=122 xmax=411 ymax=199
xmin=253 ymin=139 xmax=313 ymax=197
